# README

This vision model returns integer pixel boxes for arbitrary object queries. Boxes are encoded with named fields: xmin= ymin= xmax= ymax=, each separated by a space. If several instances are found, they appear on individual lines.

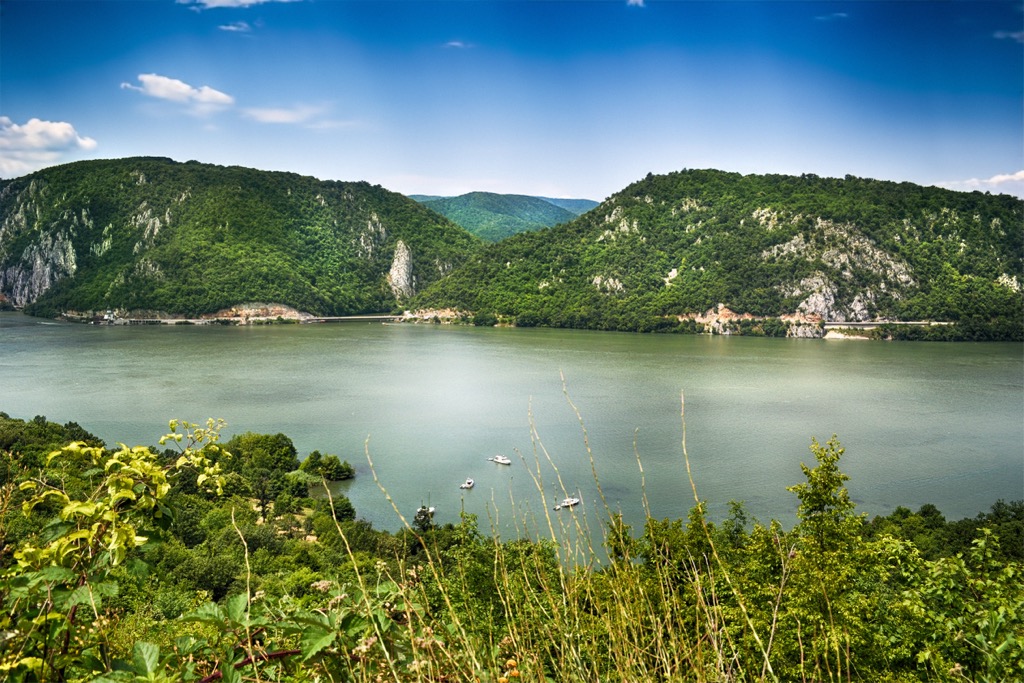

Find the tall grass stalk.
xmin=315 ymin=386 xmax=854 ymax=682
xmin=679 ymin=391 xmax=778 ymax=682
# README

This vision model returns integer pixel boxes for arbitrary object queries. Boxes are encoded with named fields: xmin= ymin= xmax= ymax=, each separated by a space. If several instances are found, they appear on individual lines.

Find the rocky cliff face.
xmin=1 ymin=231 xmax=77 ymax=307
xmin=760 ymin=216 xmax=916 ymax=321
xmin=0 ymin=179 xmax=80 ymax=307
xmin=387 ymin=240 xmax=415 ymax=299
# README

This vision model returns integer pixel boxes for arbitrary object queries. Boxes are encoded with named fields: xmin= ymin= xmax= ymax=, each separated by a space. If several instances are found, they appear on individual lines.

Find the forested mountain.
xmin=0 ymin=158 xmax=479 ymax=318
xmin=4 ymin=162 xmax=1021 ymax=337
xmin=538 ymin=196 xmax=601 ymax=215
xmin=412 ymin=191 xmax=594 ymax=242
xmin=417 ymin=169 xmax=1024 ymax=337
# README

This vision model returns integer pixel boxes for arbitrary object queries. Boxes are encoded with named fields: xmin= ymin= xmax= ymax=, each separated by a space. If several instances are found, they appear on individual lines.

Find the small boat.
xmin=554 ymin=497 xmax=580 ymax=511
xmin=459 ymin=478 xmax=475 ymax=489
xmin=416 ymin=505 xmax=435 ymax=516
xmin=488 ymin=454 xmax=512 ymax=465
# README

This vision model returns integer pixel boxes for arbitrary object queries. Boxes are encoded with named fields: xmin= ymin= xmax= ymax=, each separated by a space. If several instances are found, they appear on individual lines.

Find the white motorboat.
xmin=459 ymin=478 xmax=475 ymax=489
xmin=554 ymin=497 xmax=580 ymax=510
xmin=488 ymin=454 xmax=512 ymax=465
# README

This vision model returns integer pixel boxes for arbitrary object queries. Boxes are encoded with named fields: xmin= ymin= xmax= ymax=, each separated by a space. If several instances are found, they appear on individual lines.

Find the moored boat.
xmin=459 ymin=478 xmax=475 ymax=489
xmin=554 ymin=497 xmax=580 ymax=510
xmin=488 ymin=454 xmax=512 ymax=465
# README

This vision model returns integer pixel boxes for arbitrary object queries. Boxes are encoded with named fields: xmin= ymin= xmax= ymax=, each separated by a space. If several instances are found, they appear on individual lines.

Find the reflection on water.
xmin=2 ymin=312 xmax=1022 ymax=533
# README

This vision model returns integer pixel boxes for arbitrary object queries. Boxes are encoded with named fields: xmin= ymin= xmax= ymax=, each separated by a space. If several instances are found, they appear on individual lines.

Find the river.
xmin=1 ymin=312 xmax=1021 ymax=535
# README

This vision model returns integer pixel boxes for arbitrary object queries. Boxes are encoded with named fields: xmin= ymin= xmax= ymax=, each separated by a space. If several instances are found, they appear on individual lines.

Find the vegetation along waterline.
xmin=1 ymin=411 xmax=1021 ymax=682
xmin=2 ymin=159 xmax=1021 ymax=340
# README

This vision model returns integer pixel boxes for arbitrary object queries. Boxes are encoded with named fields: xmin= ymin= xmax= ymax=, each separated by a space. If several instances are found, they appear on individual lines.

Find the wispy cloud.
xmin=179 ymin=0 xmax=301 ymax=9
xmin=444 ymin=40 xmax=471 ymax=49
xmin=994 ymin=30 xmax=1024 ymax=43
xmin=243 ymin=104 xmax=324 ymax=124
xmin=121 ymin=73 xmax=235 ymax=115
xmin=626 ymin=0 xmax=645 ymax=7
xmin=815 ymin=12 xmax=849 ymax=21
xmin=219 ymin=21 xmax=252 ymax=32
xmin=0 ymin=116 xmax=98 ymax=177
xmin=241 ymin=104 xmax=357 ymax=130
xmin=940 ymin=170 xmax=1024 ymax=197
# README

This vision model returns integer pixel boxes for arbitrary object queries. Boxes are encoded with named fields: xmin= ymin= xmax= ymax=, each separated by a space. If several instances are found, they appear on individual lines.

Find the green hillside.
xmin=0 ymin=158 xmax=479 ymax=318
xmin=538 ymin=196 xmax=600 ymax=215
xmin=416 ymin=191 xmax=582 ymax=242
xmin=5 ymin=162 xmax=1021 ymax=337
xmin=417 ymin=169 xmax=1024 ymax=338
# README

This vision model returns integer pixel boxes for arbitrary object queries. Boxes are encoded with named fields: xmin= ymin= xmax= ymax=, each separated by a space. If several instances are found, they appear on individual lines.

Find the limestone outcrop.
xmin=388 ymin=240 xmax=415 ymax=299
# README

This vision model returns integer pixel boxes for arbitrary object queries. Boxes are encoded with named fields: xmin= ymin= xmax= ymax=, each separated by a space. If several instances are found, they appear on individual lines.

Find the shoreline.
xmin=1 ymin=306 xmax=982 ymax=341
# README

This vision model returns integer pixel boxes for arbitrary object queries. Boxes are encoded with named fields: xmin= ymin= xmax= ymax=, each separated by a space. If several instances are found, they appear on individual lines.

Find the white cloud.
xmin=627 ymin=0 xmax=645 ymax=7
xmin=444 ymin=40 xmax=470 ymax=49
xmin=987 ymin=170 xmax=1024 ymax=185
xmin=0 ymin=116 xmax=98 ymax=177
xmin=121 ymin=74 xmax=234 ymax=115
xmin=940 ymin=170 xmax=1024 ymax=197
xmin=815 ymin=12 xmax=849 ymax=21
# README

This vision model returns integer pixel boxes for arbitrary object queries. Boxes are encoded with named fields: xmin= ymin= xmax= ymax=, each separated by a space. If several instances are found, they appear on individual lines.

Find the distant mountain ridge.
xmin=411 ymin=192 xmax=598 ymax=242
xmin=538 ymin=197 xmax=602 ymax=215
xmin=0 ymin=157 xmax=479 ymax=318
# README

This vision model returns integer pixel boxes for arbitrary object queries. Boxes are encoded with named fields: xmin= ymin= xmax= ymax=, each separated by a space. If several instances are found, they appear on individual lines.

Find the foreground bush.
xmin=0 ymin=417 xmax=1020 ymax=682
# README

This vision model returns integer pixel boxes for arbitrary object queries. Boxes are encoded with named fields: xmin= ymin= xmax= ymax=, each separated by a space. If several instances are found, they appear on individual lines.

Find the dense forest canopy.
xmin=416 ymin=170 xmax=1024 ymax=338
xmin=413 ymin=192 xmax=595 ymax=242
xmin=0 ymin=158 xmax=479 ymax=318
xmin=1 ymin=412 xmax=1021 ymax=681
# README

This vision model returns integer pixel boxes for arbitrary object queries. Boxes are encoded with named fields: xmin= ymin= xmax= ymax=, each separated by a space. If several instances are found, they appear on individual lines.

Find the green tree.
xmin=224 ymin=432 xmax=299 ymax=475
xmin=0 ymin=419 xmax=228 ymax=680
xmin=300 ymin=450 xmax=354 ymax=481
xmin=787 ymin=435 xmax=861 ymax=555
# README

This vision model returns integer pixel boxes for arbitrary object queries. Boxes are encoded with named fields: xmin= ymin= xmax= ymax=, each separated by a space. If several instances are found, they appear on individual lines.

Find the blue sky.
xmin=1 ymin=0 xmax=1021 ymax=200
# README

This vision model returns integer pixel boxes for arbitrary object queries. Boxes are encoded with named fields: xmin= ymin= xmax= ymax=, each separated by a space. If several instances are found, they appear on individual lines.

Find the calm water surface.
xmin=2 ymin=312 xmax=1021 ymax=533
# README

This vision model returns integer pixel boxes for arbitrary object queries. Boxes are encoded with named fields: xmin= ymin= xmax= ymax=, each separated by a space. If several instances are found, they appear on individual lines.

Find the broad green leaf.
xmin=109 ymin=489 xmax=138 ymax=505
xmin=221 ymin=662 xmax=241 ymax=683
xmin=300 ymin=625 xmax=338 ymax=661
xmin=69 ymin=584 xmax=97 ymax=609
xmin=61 ymin=501 xmax=99 ymax=519
xmin=94 ymin=580 xmax=120 ymax=598
xmin=23 ymin=488 xmax=70 ymax=513
xmin=225 ymin=592 xmax=248 ymax=624
xmin=174 ymin=636 xmax=204 ymax=657
xmin=37 ymin=565 xmax=76 ymax=582
xmin=132 ymin=641 xmax=160 ymax=676
xmin=183 ymin=601 xmax=224 ymax=624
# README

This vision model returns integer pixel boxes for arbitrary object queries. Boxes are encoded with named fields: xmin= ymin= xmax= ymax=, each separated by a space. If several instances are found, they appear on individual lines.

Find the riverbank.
xmin=31 ymin=301 xmax=1014 ymax=341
